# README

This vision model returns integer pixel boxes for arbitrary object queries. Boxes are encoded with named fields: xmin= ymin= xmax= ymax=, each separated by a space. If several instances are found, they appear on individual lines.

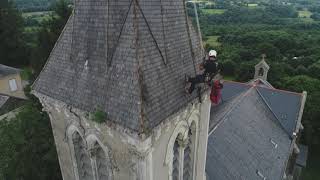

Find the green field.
xmin=298 ymin=10 xmax=313 ymax=18
xmin=247 ymin=3 xmax=258 ymax=8
xmin=223 ymin=75 xmax=236 ymax=81
xmin=202 ymin=9 xmax=225 ymax=15
xmin=22 ymin=11 xmax=52 ymax=28
xmin=22 ymin=11 xmax=52 ymax=17
xmin=23 ymin=11 xmax=52 ymax=22
xmin=298 ymin=10 xmax=314 ymax=22
xmin=205 ymin=36 xmax=221 ymax=47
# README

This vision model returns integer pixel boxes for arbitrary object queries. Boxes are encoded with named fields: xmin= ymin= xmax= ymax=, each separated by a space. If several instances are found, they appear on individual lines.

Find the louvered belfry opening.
xmin=33 ymin=0 xmax=203 ymax=133
xmin=72 ymin=132 xmax=94 ymax=180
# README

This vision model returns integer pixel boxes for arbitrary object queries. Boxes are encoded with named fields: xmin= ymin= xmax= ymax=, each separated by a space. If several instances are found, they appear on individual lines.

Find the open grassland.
xmin=247 ymin=3 xmax=258 ymax=8
xmin=205 ymin=36 xmax=221 ymax=47
xmin=298 ymin=10 xmax=314 ymax=22
xmin=23 ymin=11 xmax=52 ymax=22
xmin=202 ymin=9 xmax=225 ymax=15
xmin=223 ymin=75 xmax=236 ymax=81
xmin=298 ymin=10 xmax=313 ymax=18
xmin=22 ymin=11 xmax=52 ymax=17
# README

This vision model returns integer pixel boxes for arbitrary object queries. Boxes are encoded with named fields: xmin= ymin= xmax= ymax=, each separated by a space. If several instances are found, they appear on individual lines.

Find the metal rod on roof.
xmin=193 ymin=1 xmax=205 ymax=58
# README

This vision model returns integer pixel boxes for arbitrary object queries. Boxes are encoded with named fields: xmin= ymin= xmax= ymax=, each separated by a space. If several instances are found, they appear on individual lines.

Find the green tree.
xmin=221 ymin=60 xmax=236 ymax=76
xmin=280 ymin=75 xmax=320 ymax=145
xmin=308 ymin=61 xmax=320 ymax=79
xmin=234 ymin=61 xmax=257 ymax=82
xmin=0 ymin=100 xmax=62 ymax=180
xmin=0 ymin=0 xmax=30 ymax=67
xmin=31 ymin=0 xmax=72 ymax=75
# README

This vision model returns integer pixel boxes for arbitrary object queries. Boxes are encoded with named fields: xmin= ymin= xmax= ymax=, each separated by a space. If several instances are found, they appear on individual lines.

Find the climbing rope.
xmin=183 ymin=0 xmax=197 ymax=75
xmin=193 ymin=2 xmax=205 ymax=59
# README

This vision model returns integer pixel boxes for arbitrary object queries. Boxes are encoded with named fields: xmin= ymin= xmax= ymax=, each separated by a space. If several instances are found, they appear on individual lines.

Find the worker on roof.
xmin=185 ymin=50 xmax=221 ymax=94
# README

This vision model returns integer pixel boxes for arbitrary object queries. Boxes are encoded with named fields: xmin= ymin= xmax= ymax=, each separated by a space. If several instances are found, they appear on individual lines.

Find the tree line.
xmin=0 ymin=0 xmax=71 ymax=179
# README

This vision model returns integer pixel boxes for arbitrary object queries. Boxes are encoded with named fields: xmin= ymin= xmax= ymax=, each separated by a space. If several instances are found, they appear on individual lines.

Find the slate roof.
xmin=206 ymin=81 xmax=305 ymax=180
xmin=33 ymin=0 xmax=203 ymax=132
xmin=0 ymin=95 xmax=9 ymax=109
xmin=0 ymin=64 xmax=20 ymax=78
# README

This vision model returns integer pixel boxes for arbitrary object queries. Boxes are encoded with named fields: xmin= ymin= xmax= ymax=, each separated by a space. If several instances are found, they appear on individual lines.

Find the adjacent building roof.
xmin=0 ymin=64 xmax=20 ymax=78
xmin=206 ymin=81 xmax=305 ymax=180
xmin=0 ymin=95 xmax=9 ymax=109
xmin=32 ymin=0 xmax=203 ymax=132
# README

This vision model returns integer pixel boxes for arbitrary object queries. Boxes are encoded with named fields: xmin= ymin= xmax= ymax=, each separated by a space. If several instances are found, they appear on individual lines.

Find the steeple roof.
xmin=32 ymin=0 xmax=203 ymax=132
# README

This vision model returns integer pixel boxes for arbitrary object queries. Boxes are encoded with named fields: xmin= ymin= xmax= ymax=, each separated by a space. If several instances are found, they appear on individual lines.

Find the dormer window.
xmin=9 ymin=79 xmax=18 ymax=92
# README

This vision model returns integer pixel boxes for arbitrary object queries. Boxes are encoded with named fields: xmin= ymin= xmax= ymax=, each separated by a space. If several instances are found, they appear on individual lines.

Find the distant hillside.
xmin=12 ymin=0 xmax=56 ymax=12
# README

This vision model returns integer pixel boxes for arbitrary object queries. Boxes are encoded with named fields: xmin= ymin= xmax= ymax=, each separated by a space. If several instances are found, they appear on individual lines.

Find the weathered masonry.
xmin=32 ymin=0 xmax=210 ymax=180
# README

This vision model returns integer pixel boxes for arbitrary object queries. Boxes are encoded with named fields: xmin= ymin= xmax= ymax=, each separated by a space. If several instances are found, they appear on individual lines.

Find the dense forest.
xmin=11 ymin=0 xmax=55 ymax=12
xmin=0 ymin=0 xmax=71 ymax=179
xmin=0 ymin=0 xmax=319 ymax=179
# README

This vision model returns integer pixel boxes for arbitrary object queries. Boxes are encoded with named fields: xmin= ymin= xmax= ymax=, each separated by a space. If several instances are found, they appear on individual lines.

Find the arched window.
xmin=72 ymin=132 xmax=94 ymax=180
xmin=172 ymin=138 xmax=180 ymax=180
xmin=95 ymin=142 xmax=112 ymax=180
xmin=166 ymin=117 xmax=199 ymax=180
xmin=183 ymin=122 xmax=196 ymax=180
xmin=258 ymin=68 xmax=264 ymax=76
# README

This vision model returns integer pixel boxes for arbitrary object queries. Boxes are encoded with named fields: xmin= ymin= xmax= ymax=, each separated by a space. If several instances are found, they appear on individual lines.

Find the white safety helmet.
xmin=209 ymin=50 xmax=217 ymax=57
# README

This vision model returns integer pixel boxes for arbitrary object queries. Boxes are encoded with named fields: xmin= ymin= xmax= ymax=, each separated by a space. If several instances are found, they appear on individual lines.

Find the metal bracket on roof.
xmin=270 ymin=139 xmax=278 ymax=149
xmin=256 ymin=170 xmax=267 ymax=180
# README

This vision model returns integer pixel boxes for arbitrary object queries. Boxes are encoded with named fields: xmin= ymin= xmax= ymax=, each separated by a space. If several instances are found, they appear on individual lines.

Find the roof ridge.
xmin=209 ymin=87 xmax=254 ymax=136
xmin=255 ymin=87 xmax=291 ymax=137
xmin=257 ymin=85 xmax=302 ymax=96
xmin=32 ymin=13 xmax=74 ymax=90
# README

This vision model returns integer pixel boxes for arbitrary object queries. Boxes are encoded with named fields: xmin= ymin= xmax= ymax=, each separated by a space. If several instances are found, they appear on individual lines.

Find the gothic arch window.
xmin=94 ymin=142 xmax=112 ymax=180
xmin=166 ymin=117 xmax=199 ymax=180
xmin=172 ymin=138 xmax=180 ymax=180
xmin=86 ymin=134 xmax=113 ymax=180
xmin=72 ymin=132 xmax=94 ymax=180
xmin=258 ymin=67 xmax=264 ymax=76
xmin=183 ymin=122 xmax=196 ymax=180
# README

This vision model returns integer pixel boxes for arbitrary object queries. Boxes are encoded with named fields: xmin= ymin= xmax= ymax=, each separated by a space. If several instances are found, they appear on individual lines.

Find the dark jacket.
xmin=203 ymin=60 xmax=219 ymax=75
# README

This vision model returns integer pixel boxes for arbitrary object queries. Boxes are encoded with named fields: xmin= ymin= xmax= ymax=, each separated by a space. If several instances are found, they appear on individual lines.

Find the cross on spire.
xmin=262 ymin=54 xmax=267 ymax=61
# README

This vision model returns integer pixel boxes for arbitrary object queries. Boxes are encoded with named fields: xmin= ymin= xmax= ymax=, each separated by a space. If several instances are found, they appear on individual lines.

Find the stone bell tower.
xmin=254 ymin=54 xmax=270 ymax=81
xmin=32 ymin=0 xmax=211 ymax=180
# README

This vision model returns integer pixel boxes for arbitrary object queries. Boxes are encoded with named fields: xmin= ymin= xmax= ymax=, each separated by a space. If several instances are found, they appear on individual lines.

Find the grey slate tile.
xmin=33 ymin=0 xmax=203 ymax=132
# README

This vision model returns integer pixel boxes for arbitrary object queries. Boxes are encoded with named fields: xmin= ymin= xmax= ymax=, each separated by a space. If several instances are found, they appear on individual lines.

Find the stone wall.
xmin=34 ymin=91 xmax=211 ymax=180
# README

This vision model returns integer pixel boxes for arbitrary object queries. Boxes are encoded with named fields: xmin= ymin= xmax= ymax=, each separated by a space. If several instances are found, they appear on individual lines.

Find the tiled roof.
xmin=32 ymin=0 xmax=203 ymax=132
xmin=0 ymin=95 xmax=9 ymax=109
xmin=256 ymin=86 xmax=301 ymax=136
xmin=0 ymin=64 xmax=20 ymax=78
xmin=206 ymin=81 xmax=305 ymax=180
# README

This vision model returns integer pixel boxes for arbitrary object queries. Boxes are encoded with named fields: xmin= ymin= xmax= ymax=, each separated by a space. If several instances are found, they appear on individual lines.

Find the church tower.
xmin=254 ymin=54 xmax=270 ymax=81
xmin=32 ymin=0 xmax=211 ymax=180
